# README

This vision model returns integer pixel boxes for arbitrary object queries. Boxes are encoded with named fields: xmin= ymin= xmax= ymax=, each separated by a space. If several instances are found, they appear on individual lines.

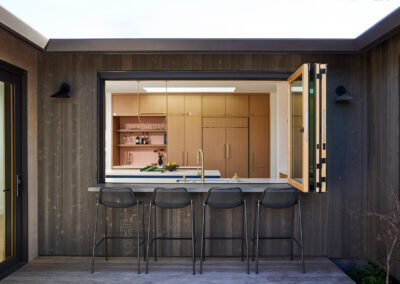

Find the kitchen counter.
xmin=88 ymin=178 xmax=289 ymax=193
xmin=105 ymin=169 xmax=221 ymax=183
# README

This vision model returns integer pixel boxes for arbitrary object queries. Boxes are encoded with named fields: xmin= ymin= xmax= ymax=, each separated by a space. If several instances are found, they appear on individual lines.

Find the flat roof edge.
xmin=45 ymin=38 xmax=356 ymax=53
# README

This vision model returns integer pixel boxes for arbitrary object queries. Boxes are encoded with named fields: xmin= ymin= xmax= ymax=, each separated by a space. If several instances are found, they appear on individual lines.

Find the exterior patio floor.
xmin=2 ymin=256 xmax=354 ymax=283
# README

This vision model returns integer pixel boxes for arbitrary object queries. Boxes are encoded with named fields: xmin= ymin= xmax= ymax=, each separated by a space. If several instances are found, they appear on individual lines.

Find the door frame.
xmin=0 ymin=59 xmax=28 ymax=279
xmin=97 ymin=70 xmax=291 ymax=183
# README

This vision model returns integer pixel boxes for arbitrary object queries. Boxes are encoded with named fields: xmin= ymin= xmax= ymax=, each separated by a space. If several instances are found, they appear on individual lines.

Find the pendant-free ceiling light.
xmin=143 ymin=87 xmax=236 ymax=93
xmin=51 ymin=83 xmax=71 ymax=98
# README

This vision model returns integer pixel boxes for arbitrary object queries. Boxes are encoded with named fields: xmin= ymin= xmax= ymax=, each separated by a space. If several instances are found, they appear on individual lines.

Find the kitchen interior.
xmin=105 ymin=80 xmax=290 ymax=184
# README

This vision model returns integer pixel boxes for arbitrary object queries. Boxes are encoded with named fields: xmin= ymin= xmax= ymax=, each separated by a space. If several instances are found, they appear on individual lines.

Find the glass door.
xmin=288 ymin=64 xmax=327 ymax=192
xmin=0 ymin=67 xmax=23 ymax=273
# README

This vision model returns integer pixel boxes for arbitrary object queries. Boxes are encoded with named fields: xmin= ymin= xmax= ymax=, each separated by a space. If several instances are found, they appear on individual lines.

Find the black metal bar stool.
xmin=91 ymin=187 xmax=146 ymax=274
xmin=146 ymin=187 xmax=195 ymax=275
xmin=200 ymin=187 xmax=249 ymax=274
xmin=253 ymin=186 xmax=305 ymax=274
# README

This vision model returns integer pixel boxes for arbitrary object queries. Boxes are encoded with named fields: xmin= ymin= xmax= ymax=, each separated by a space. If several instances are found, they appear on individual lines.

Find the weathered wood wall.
xmin=37 ymin=53 xmax=368 ymax=261
xmin=367 ymin=32 xmax=400 ymax=279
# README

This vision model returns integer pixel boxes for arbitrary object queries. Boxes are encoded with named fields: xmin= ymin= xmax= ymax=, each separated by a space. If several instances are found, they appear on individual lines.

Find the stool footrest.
xmin=254 ymin=236 xmax=303 ymax=248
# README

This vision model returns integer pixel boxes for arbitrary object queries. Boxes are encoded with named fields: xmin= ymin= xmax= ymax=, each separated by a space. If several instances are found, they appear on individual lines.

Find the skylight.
xmin=1 ymin=0 xmax=399 ymax=39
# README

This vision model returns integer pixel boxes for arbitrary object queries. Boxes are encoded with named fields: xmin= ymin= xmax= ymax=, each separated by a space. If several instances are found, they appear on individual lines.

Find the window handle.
xmin=3 ymin=188 xmax=10 ymax=192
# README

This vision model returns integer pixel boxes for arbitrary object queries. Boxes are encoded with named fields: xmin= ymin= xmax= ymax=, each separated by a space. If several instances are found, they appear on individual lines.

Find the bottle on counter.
xmin=145 ymin=133 xmax=150 ymax=144
xmin=135 ymin=135 xmax=139 ymax=144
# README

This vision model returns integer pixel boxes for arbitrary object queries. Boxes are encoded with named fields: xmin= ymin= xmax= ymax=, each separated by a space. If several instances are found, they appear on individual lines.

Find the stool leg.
xmin=191 ymin=200 xmax=195 ymax=275
xmin=290 ymin=206 xmax=294 ymax=261
xmin=91 ymin=200 xmax=100 ymax=273
xmin=154 ymin=205 xmax=157 ymax=262
xmin=252 ymin=201 xmax=257 ymax=262
xmin=142 ymin=202 xmax=146 ymax=261
xmin=244 ymin=200 xmax=249 ymax=274
xmin=241 ymin=203 xmax=244 ymax=262
xmin=137 ymin=201 xmax=141 ymax=274
xmin=146 ymin=202 xmax=152 ymax=274
xmin=298 ymin=200 xmax=305 ymax=273
xmin=200 ymin=203 xmax=206 ymax=274
xmin=104 ymin=206 xmax=108 ymax=261
xmin=256 ymin=200 xmax=260 ymax=274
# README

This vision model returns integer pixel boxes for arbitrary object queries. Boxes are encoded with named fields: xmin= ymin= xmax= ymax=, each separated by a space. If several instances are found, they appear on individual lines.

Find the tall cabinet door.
xmin=203 ymin=127 xmax=226 ymax=177
xmin=226 ymin=128 xmax=249 ymax=178
xmin=167 ymin=115 xmax=185 ymax=165
xmin=249 ymin=116 xmax=270 ymax=170
xmin=185 ymin=116 xmax=202 ymax=165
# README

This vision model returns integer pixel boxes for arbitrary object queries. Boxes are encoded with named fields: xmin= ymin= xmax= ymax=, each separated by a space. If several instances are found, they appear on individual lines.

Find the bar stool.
xmin=91 ymin=187 xmax=145 ymax=274
xmin=200 ymin=187 xmax=249 ymax=274
xmin=254 ymin=186 xmax=305 ymax=274
xmin=146 ymin=187 xmax=195 ymax=275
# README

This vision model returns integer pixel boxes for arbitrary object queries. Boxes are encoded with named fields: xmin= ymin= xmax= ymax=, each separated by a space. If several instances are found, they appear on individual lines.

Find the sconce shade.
xmin=335 ymin=85 xmax=354 ymax=102
xmin=51 ymin=83 xmax=71 ymax=98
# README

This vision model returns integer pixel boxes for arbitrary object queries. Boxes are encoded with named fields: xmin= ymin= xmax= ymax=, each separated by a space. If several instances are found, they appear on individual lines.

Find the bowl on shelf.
xmin=164 ymin=165 xmax=178 ymax=172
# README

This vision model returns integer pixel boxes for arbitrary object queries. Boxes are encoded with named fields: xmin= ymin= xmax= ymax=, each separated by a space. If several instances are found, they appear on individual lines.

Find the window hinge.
xmin=321 ymin=158 xmax=326 ymax=163
xmin=321 ymin=177 xmax=326 ymax=182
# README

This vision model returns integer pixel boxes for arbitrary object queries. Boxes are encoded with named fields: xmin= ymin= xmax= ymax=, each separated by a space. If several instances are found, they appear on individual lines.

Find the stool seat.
xmin=260 ymin=187 xmax=298 ymax=209
xmin=153 ymin=187 xmax=190 ymax=209
xmin=100 ymin=187 xmax=137 ymax=208
xmin=205 ymin=187 xmax=243 ymax=209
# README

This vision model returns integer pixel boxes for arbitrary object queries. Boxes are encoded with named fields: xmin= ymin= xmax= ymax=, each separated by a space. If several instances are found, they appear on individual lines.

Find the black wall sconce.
xmin=335 ymin=85 xmax=354 ymax=103
xmin=51 ymin=83 xmax=71 ymax=98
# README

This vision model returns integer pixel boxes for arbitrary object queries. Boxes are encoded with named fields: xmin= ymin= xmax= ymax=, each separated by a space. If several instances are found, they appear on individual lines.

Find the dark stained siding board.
xmin=367 ymin=32 xmax=400 ymax=280
xmin=37 ymin=53 xmax=368 ymax=262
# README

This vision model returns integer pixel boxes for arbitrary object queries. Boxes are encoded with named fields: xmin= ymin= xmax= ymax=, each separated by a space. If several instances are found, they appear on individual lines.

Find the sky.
xmin=1 ymin=0 xmax=399 ymax=39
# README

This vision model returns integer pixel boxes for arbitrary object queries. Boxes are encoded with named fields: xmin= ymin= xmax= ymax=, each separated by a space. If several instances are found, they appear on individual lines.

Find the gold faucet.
xmin=126 ymin=152 xmax=133 ymax=165
xmin=197 ymin=149 xmax=205 ymax=183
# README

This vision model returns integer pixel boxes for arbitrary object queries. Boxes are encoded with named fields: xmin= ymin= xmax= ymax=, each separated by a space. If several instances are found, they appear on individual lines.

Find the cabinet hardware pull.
xmin=252 ymin=152 xmax=255 ymax=167
xmin=186 ymin=152 xmax=189 ymax=165
xmin=224 ymin=144 xmax=227 ymax=159
xmin=227 ymin=144 xmax=231 ymax=159
xmin=182 ymin=151 xmax=185 ymax=165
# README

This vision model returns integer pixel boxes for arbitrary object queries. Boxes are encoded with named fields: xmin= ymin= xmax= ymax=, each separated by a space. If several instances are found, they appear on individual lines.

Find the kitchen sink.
xmin=176 ymin=178 xmax=233 ymax=183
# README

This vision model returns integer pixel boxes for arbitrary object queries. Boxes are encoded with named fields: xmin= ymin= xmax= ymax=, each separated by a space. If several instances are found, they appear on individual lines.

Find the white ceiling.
xmin=105 ymin=80 xmax=279 ymax=93
xmin=1 ymin=0 xmax=399 ymax=40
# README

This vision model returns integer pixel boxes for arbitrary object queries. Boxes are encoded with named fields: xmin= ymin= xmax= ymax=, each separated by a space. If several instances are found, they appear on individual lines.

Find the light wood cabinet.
xmin=250 ymin=95 xmax=269 ymax=116
xmin=226 ymin=95 xmax=249 ymax=116
xmin=202 ymin=95 xmax=225 ymax=116
xmin=140 ymin=94 xmax=166 ymax=114
xmin=226 ymin=128 xmax=248 ymax=178
xmin=249 ymin=116 xmax=269 ymax=168
xmin=203 ymin=127 xmax=226 ymax=177
xmin=203 ymin=123 xmax=248 ymax=178
xmin=167 ymin=115 xmax=185 ymax=165
xmin=250 ymin=167 xmax=270 ymax=178
xmin=185 ymin=116 xmax=202 ymax=165
xmin=112 ymin=93 xmax=139 ymax=116
xmin=185 ymin=95 xmax=202 ymax=115
xmin=167 ymin=95 xmax=185 ymax=114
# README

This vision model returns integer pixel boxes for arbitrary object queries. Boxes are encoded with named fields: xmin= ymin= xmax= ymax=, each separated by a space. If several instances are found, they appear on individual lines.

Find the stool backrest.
xmin=205 ymin=187 xmax=244 ymax=209
xmin=99 ymin=187 xmax=137 ymax=208
xmin=260 ymin=186 xmax=298 ymax=209
xmin=153 ymin=187 xmax=190 ymax=209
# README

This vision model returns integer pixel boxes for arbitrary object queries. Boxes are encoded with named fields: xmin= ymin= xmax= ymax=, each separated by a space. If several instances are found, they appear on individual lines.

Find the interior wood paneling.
xmin=37 ymin=52 xmax=368 ymax=264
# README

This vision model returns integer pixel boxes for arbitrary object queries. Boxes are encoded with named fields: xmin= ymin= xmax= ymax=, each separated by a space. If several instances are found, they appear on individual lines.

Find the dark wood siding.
xmin=367 ymin=32 xmax=400 ymax=279
xmin=37 ymin=53 xmax=368 ymax=261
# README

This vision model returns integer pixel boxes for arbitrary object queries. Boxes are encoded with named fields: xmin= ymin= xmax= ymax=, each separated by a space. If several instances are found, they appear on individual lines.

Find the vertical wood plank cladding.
xmin=38 ymin=52 xmax=368 ymax=261
xmin=367 ymin=33 xmax=400 ymax=280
